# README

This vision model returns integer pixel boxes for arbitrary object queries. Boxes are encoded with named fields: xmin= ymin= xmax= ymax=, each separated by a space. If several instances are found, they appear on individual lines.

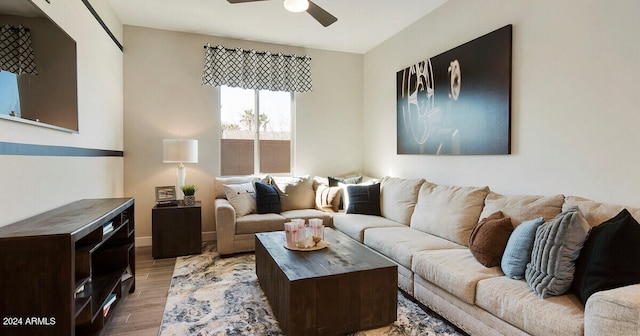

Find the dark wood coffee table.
xmin=255 ymin=228 xmax=397 ymax=336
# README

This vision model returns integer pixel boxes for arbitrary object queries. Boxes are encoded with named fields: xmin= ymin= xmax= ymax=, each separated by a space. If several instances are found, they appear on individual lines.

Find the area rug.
xmin=160 ymin=244 xmax=466 ymax=336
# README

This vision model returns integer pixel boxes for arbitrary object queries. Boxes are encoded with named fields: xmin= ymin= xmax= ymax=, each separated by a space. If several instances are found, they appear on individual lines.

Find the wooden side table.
xmin=152 ymin=201 xmax=202 ymax=258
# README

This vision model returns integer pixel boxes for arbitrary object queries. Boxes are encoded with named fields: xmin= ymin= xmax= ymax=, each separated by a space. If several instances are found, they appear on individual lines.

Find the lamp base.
xmin=177 ymin=163 xmax=186 ymax=199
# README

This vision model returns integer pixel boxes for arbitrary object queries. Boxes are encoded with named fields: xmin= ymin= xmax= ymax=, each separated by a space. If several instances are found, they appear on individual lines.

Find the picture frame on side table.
xmin=155 ymin=186 xmax=178 ymax=207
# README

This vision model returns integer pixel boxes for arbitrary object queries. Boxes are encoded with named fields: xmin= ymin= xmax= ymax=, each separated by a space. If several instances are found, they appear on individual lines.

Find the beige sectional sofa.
xmin=214 ymin=175 xmax=640 ymax=335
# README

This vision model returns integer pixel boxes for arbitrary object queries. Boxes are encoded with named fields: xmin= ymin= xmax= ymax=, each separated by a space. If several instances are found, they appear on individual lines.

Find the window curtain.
xmin=0 ymin=24 xmax=38 ymax=75
xmin=202 ymin=44 xmax=312 ymax=93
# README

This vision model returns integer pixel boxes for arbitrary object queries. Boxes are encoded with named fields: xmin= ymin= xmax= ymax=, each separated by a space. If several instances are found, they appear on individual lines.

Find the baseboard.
xmin=135 ymin=231 xmax=217 ymax=247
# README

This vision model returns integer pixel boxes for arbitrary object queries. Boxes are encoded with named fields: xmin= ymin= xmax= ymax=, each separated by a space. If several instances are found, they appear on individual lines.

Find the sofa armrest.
xmin=585 ymin=284 xmax=640 ymax=336
xmin=214 ymin=198 xmax=237 ymax=255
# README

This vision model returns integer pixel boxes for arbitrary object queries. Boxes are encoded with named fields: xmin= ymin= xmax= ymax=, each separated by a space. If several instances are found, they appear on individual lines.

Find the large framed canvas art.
xmin=397 ymin=24 xmax=512 ymax=155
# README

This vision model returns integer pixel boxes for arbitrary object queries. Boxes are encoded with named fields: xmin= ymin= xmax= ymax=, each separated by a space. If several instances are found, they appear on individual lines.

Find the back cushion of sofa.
xmin=380 ymin=176 xmax=425 ymax=225
xmin=480 ymin=192 xmax=565 ymax=227
xmin=214 ymin=175 xmax=265 ymax=199
xmin=563 ymin=195 xmax=640 ymax=227
xmin=271 ymin=175 xmax=315 ymax=211
xmin=410 ymin=182 xmax=490 ymax=246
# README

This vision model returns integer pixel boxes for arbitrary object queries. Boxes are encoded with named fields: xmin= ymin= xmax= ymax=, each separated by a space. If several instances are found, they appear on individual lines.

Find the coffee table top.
xmin=255 ymin=228 xmax=397 ymax=281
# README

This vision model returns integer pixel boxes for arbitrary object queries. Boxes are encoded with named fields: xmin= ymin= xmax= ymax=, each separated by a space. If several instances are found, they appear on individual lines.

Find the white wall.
xmin=123 ymin=26 xmax=363 ymax=243
xmin=363 ymin=0 xmax=640 ymax=207
xmin=0 ymin=0 xmax=124 ymax=226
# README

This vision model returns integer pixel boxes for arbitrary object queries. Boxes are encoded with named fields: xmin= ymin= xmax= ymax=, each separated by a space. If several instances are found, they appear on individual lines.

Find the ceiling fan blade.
xmin=227 ymin=0 xmax=271 ymax=3
xmin=306 ymin=0 xmax=337 ymax=27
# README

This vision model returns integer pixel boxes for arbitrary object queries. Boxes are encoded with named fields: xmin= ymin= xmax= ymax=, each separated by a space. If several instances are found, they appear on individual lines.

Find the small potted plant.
xmin=181 ymin=184 xmax=198 ymax=206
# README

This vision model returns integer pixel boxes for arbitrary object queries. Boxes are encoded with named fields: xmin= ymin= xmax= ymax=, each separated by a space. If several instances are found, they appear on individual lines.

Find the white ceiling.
xmin=107 ymin=0 xmax=448 ymax=54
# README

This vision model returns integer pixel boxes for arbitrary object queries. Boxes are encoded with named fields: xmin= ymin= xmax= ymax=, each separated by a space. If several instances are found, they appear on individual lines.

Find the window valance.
xmin=202 ymin=44 xmax=312 ymax=93
xmin=0 ymin=24 xmax=38 ymax=75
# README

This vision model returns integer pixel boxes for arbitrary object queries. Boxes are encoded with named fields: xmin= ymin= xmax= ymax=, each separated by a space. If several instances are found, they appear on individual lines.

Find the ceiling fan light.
xmin=283 ymin=0 xmax=309 ymax=13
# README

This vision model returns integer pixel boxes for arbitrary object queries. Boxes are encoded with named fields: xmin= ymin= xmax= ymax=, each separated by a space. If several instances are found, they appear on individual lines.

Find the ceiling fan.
xmin=226 ymin=0 xmax=338 ymax=27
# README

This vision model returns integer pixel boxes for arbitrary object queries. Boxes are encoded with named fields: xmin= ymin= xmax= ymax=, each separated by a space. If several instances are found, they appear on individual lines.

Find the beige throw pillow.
xmin=271 ymin=175 xmax=315 ymax=211
xmin=223 ymin=182 xmax=256 ymax=217
xmin=410 ymin=182 xmax=490 ymax=246
xmin=315 ymin=184 xmax=341 ymax=212
xmin=380 ymin=176 xmax=425 ymax=225
xmin=214 ymin=175 xmax=266 ymax=199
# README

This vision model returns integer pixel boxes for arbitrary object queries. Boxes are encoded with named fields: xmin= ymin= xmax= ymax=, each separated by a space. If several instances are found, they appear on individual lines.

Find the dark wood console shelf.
xmin=0 ymin=198 xmax=135 ymax=336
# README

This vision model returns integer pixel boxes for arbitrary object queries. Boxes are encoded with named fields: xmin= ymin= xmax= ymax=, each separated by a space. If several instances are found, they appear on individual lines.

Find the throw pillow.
xmin=572 ymin=209 xmax=640 ymax=305
xmin=501 ymin=217 xmax=545 ymax=279
xmin=525 ymin=206 xmax=590 ymax=298
xmin=254 ymin=181 xmax=281 ymax=214
xmin=328 ymin=175 xmax=362 ymax=187
xmin=223 ymin=182 xmax=257 ymax=217
xmin=270 ymin=175 xmax=315 ymax=211
xmin=468 ymin=211 xmax=514 ymax=267
xmin=315 ymin=184 xmax=341 ymax=212
xmin=346 ymin=183 xmax=381 ymax=216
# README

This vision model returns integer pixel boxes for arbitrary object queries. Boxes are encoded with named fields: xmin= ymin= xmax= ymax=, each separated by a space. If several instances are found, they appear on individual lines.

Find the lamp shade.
xmin=163 ymin=139 xmax=198 ymax=163
xmin=284 ymin=0 xmax=309 ymax=13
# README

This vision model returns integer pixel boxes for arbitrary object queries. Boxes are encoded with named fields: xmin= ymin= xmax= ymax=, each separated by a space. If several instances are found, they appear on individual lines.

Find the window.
xmin=0 ymin=71 xmax=20 ymax=117
xmin=220 ymin=86 xmax=293 ymax=176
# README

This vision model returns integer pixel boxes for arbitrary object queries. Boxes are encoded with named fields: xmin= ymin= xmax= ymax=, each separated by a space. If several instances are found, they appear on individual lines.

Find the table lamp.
xmin=163 ymin=139 xmax=198 ymax=198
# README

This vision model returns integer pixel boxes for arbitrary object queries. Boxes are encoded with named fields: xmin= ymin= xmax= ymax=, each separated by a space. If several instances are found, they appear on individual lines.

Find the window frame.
xmin=218 ymin=86 xmax=296 ymax=176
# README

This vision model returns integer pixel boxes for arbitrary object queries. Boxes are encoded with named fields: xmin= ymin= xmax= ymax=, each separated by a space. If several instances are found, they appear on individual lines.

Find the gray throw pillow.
xmin=501 ymin=217 xmax=544 ymax=279
xmin=525 ymin=206 xmax=590 ymax=298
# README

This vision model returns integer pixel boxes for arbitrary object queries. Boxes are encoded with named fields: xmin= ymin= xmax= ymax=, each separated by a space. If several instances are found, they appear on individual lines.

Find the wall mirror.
xmin=0 ymin=0 xmax=78 ymax=133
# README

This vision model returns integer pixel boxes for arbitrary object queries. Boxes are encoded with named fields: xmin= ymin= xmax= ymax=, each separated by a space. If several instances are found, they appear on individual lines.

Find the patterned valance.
xmin=0 ymin=24 xmax=38 ymax=75
xmin=202 ymin=44 xmax=312 ymax=93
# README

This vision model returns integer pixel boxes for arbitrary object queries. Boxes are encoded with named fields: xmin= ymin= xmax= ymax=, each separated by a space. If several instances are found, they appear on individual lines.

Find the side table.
xmin=152 ymin=201 xmax=202 ymax=258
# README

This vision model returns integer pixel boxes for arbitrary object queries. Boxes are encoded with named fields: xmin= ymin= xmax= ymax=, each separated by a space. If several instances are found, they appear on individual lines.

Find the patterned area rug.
xmin=160 ymin=244 xmax=465 ymax=336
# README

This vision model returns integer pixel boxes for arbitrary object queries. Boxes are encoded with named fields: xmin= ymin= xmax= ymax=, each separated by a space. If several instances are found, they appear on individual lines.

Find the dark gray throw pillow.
xmin=254 ymin=181 xmax=281 ymax=214
xmin=573 ymin=209 xmax=640 ymax=305
xmin=346 ymin=183 xmax=381 ymax=216
xmin=525 ymin=206 xmax=590 ymax=298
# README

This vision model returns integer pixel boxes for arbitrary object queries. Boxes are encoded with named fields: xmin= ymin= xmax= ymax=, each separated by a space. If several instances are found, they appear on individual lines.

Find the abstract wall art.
xmin=396 ymin=24 xmax=512 ymax=155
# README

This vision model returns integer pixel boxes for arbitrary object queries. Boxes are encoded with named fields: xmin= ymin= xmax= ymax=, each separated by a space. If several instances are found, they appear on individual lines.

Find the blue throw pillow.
xmin=346 ymin=183 xmax=381 ymax=216
xmin=572 ymin=209 xmax=640 ymax=305
xmin=500 ymin=217 xmax=544 ymax=279
xmin=254 ymin=181 xmax=280 ymax=214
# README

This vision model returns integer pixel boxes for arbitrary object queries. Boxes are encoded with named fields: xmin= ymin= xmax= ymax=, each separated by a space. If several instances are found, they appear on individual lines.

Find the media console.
xmin=0 ymin=198 xmax=135 ymax=336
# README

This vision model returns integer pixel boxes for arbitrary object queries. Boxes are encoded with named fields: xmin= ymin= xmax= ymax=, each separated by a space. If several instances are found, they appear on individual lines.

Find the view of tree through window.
xmin=220 ymin=86 xmax=292 ymax=175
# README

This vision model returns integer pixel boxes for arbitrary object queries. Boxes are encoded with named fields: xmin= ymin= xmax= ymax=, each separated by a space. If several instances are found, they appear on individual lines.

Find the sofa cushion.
xmin=380 ymin=176 xmax=425 ymax=225
xmin=314 ymin=184 xmax=341 ymax=212
xmin=281 ymin=209 xmax=332 ymax=227
xmin=364 ymin=227 xmax=465 ymax=270
xmin=573 ymin=209 xmax=640 ymax=305
xmin=476 ymin=276 xmax=584 ymax=335
xmin=235 ymin=213 xmax=285 ymax=234
xmin=412 ymin=249 xmax=503 ymax=305
xmin=271 ymin=175 xmax=315 ymax=211
xmin=563 ymin=195 xmax=640 ymax=227
xmin=468 ymin=211 xmax=514 ymax=267
xmin=525 ymin=206 xmax=590 ymax=298
xmin=215 ymin=175 xmax=265 ymax=199
xmin=480 ymin=192 xmax=565 ymax=226
xmin=346 ymin=183 xmax=381 ymax=216
xmin=501 ymin=217 xmax=545 ymax=280
xmin=410 ymin=182 xmax=490 ymax=246
xmin=254 ymin=181 xmax=281 ymax=214
xmin=332 ymin=213 xmax=405 ymax=242
xmin=223 ymin=182 xmax=257 ymax=217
